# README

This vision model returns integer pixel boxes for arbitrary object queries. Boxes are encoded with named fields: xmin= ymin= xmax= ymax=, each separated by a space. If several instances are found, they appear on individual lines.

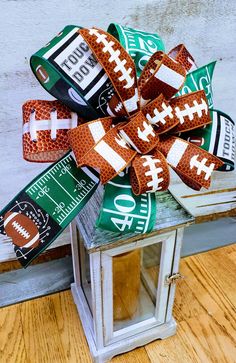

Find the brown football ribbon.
xmin=22 ymin=100 xmax=83 ymax=162
xmin=23 ymin=27 xmax=224 ymax=195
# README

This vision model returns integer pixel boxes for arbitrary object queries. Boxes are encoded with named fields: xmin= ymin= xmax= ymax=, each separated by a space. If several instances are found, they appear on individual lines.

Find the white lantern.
xmin=70 ymin=187 xmax=194 ymax=363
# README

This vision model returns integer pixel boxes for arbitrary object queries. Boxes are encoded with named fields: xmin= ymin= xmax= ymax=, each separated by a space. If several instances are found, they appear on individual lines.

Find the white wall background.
xmin=0 ymin=0 xmax=235 ymax=261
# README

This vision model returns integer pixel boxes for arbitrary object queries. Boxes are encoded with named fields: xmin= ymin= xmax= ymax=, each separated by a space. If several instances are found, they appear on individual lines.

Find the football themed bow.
xmin=0 ymin=24 xmax=235 ymax=267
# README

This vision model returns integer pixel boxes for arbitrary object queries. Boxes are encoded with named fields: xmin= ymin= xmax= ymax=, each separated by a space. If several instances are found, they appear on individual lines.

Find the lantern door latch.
xmin=165 ymin=272 xmax=184 ymax=285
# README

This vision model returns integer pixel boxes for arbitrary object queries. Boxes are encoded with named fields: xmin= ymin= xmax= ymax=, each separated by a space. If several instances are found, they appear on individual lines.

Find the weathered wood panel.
xmin=0 ymin=0 xmax=235 ymax=262
xmin=0 ymin=257 xmax=74 ymax=307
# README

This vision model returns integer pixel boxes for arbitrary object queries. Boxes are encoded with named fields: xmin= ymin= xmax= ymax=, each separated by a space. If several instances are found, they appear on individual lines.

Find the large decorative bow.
xmin=63 ymin=27 xmax=223 ymax=194
xmin=1 ymin=24 xmax=234 ymax=268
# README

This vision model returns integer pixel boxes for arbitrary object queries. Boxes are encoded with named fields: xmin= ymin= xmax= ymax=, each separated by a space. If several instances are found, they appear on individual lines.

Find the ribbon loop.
xmin=22 ymin=100 xmax=82 ymax=162
xmin=77 ymin=126 xmax=136 ymax=184
xmin=68 ymin=117 xmax=113 ymax=163
xmin=131 ymin=149 xmax=170 ymax=195
xmin=107 ymin=23 xmax=165 ymax=77
xmin=158 ymin=136 xmax=224 ymax=189
xmin=168 ymin=44 xmax=196 ymax=72
xmin=142 ymin=94 xmax=178 ymax=134
xmin=138 ymin=51 xmax=186 ymax=105
xmin=80 ymin=27 xmax=139 ymax=115
xmin=170 ymin=90 xmax=211 ymax=133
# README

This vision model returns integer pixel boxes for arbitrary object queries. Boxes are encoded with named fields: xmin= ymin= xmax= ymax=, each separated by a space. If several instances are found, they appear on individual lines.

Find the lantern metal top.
xmin=75 ymin=186 xmax=194 ymax=253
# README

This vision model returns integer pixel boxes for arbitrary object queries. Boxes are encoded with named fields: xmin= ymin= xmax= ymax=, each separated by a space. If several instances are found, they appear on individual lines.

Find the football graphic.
xmin=107 ymin=94 xmax=127 ymax=117
xmin=187 ymin=136 xmax=204 ymax=147
xmin=36 ymin=65 xmax=50 ymax=84
xmin=4 ymin=211 xmax=40 ymax=249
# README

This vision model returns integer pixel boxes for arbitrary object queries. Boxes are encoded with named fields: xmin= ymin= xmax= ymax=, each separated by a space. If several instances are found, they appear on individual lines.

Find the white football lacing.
xmin=88 ymin=28 xmax=134 ymax=89
xmin=23 ymin=109 xmax=78 ymax=141
xmin=190 ymin=154 xmax=215 ymax=180
xmin=146 ymin=102 xmax=174 ymax=126
xmin=142 ymin=155 xmax=163 ymax=192
xmin=175 ymin=98 xmax=207 ymax=124
xmin=115 ymin=102 xmax=123 ymax=113
xmin=12 ymin=221 xmax=30 ymax=239
xmin=137 ymin=121 xmax=155 ymax=142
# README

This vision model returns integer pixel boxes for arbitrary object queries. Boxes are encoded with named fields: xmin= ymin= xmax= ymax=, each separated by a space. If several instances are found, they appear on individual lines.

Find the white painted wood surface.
xmin=0 ymin=0 xmax=235 ymax=262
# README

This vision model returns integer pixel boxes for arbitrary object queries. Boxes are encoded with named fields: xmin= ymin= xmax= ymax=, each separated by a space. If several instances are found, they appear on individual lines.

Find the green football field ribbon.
xmin=175 ymin=61 xmax=216 ymax=109
xmin=0 ymin=153 xmax=99 ymax=267
xmin=107 ymin=23 xmax=165 ymax=77
xmin=96 ymin=171 xmax=156 ymax=234
xmin=182 ymin=110 xmax=235 ymax=171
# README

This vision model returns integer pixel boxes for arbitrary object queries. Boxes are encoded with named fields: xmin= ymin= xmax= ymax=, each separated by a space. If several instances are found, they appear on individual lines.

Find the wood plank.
xmin=169 ymin=169 xmax=236 ymax=220
xmin=0 ymin=303 xmax=27 ymax=363
xmin=174 ymin=247 xmax=236 ymax=328
xmin=20 ymin=294 xmax=67 ymax=363
xmin=0 ymin=257 xmax=73 ymax=307
xmin=51 ymin=291 xmax=93 ymax=362
xmin=145 ymin=244 xmax=236 ymax=363
xmin=112 ymin=347 xmax=150 ymax=362
xmin=146 ymin=313 xmax=236 ymax=363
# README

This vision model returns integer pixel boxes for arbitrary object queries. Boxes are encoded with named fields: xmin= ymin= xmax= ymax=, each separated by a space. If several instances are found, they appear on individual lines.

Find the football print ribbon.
xmin=0 ymin=154 xmax=99 ymax=267
xmin=0 ymin=24 xmax=234 ymax=267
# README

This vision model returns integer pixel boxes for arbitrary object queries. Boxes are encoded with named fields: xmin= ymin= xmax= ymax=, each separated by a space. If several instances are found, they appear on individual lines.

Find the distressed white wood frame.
xmin=71 ymin=222 xmax=104 ymax=349
xmin=71 ymin=282 xmax=177 ymax=363
xmin=101 ymin=232 xmax=176 ymax=345
xmin=166 ymin=228 xmax=184 ymax=322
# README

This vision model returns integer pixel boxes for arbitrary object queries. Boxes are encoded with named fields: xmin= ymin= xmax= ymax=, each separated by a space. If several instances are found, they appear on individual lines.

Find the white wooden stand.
xmin=70 ymin=189 xmax=194 ymax=363
xmin=71 ymin=283 xmax=177 ymax=363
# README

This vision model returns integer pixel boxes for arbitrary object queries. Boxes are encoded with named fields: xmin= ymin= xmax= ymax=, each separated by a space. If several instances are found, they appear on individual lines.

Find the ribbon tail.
xmin=130 ymin=149 xmax=170 ymax=195
xmin=96 ymin=171 xmax=156 ymax=234
xmin=171 ymin=167 xmax=202 ymax=191
xmin=0 ymin=154 xmax=99 ymax=267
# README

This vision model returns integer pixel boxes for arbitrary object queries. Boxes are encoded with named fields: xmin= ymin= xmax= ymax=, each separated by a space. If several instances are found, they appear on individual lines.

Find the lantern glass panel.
xmin=112 ymin=241 xmax=162 ymax=331
xmin=77 ymin=229 xmax=93 ymax=313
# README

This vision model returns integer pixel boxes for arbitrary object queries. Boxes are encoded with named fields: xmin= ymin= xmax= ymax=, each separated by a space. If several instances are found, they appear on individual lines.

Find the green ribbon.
xmin=30 ymin=25 xmax=101 ymax=120
xmin=175 ymin=61 xmax=216 ymax=109
xmin=96 ymin=171 xmax=156 ymax=234
xmin=0 ymin=153 xmax=99 ymax=267
xmin=107 ymin=23 xmax=165 ymax=77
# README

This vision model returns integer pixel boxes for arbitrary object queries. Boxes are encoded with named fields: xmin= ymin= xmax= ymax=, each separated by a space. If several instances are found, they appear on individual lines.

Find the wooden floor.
xmin=0 ymin=244 xmax=235 ymax=363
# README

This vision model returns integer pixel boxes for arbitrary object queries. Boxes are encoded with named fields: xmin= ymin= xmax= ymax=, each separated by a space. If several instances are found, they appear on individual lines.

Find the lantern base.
xmin=71 ymin=283 xmax=177 ymax=363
